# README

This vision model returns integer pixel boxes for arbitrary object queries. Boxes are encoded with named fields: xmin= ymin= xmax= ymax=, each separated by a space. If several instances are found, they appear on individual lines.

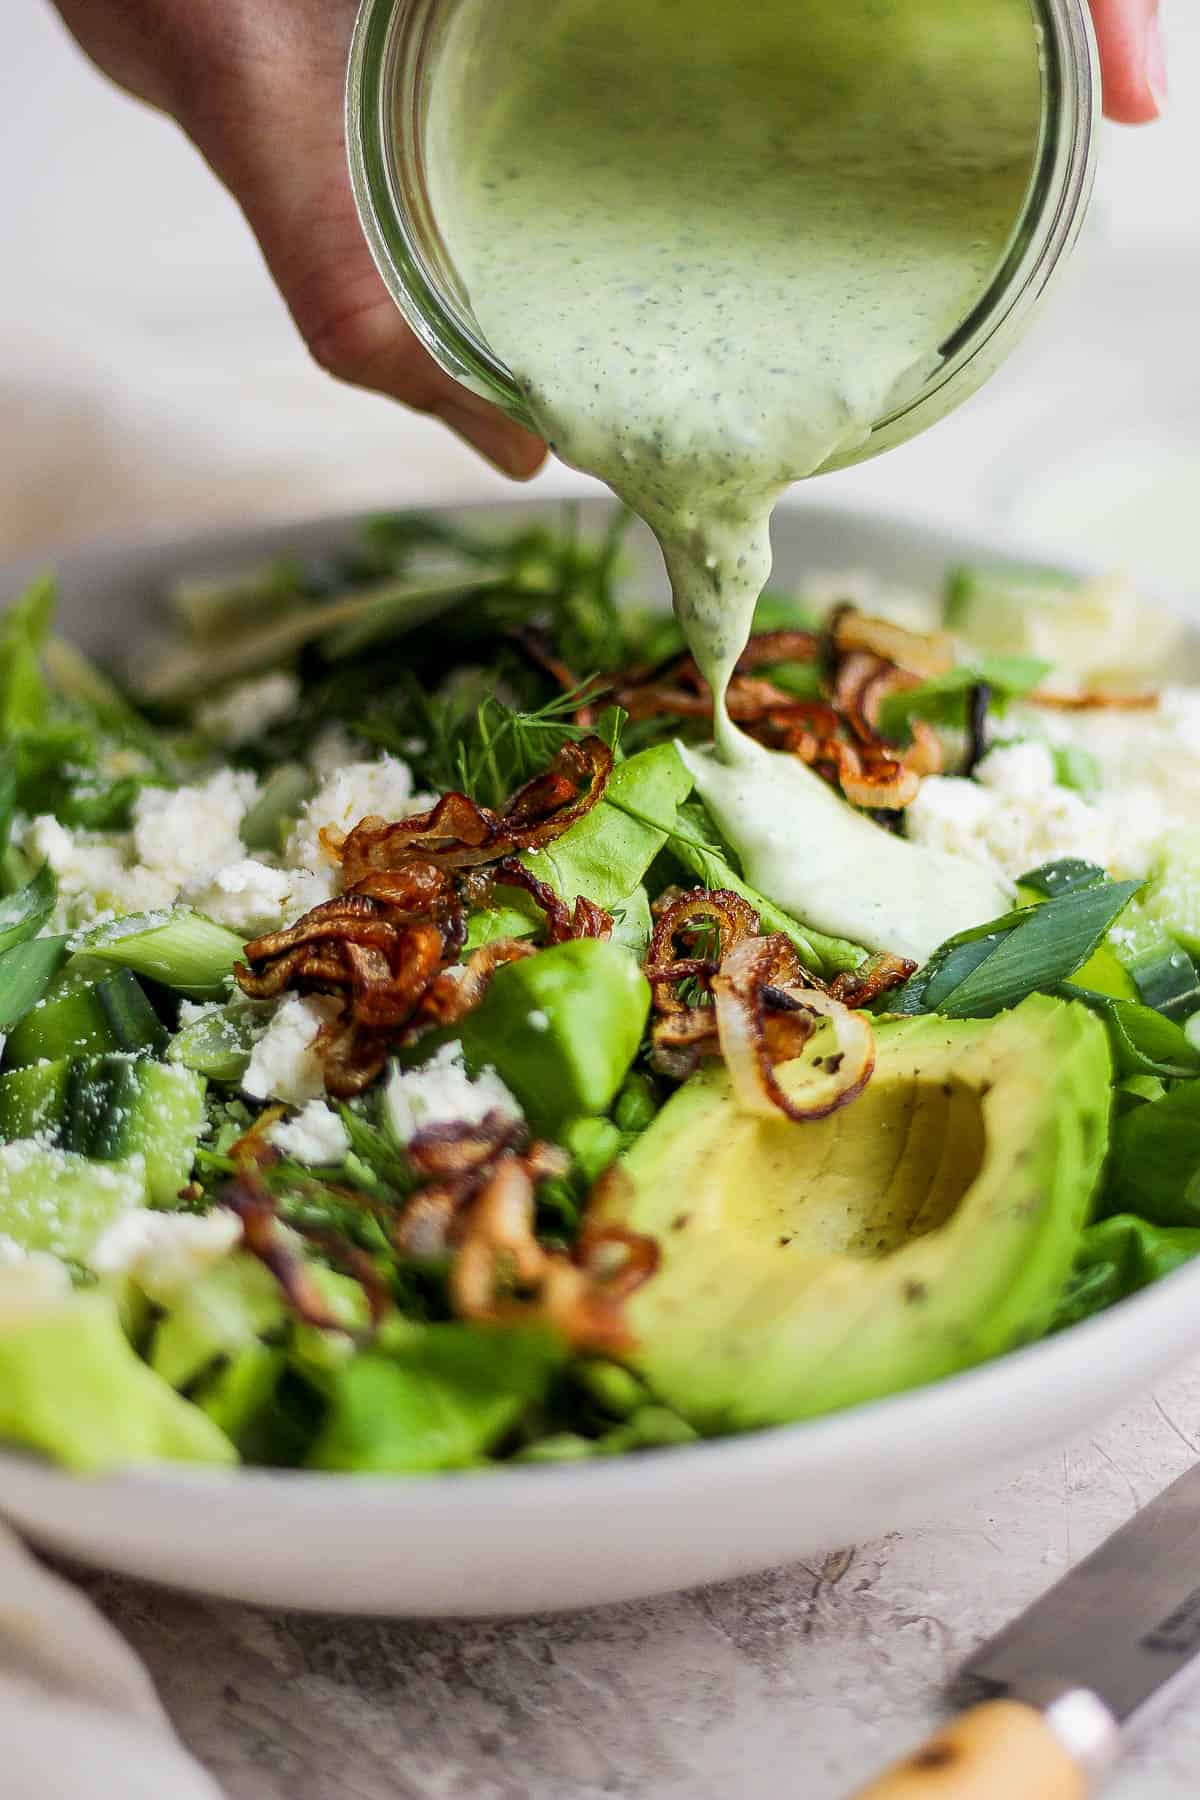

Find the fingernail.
xmin=437 ymin=399 xmax=546 ymax=479
xmin=1145 ymin=9 xmax=1168 ymax=115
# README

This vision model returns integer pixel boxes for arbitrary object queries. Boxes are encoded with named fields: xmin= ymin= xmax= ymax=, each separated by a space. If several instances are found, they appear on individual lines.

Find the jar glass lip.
xmin=347 ymin=0 xmax=1099 ymax=446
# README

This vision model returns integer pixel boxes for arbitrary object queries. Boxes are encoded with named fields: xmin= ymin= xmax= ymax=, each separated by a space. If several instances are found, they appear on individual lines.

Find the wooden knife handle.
xmin=848 ymin=1700 xmax=1091 ymax=1800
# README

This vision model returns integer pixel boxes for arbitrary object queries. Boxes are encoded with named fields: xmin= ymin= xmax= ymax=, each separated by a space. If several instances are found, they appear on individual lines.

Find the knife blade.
xmin=851 ymin=1461 xmax=1200 ymax=1797
xmin=967 ymin=1458 xmax=1200 ymax=1730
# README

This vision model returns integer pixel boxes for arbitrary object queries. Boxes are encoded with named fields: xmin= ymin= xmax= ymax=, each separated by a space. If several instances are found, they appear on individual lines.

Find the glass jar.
xmin=346 ymin=0 xmax=1099 ymax=474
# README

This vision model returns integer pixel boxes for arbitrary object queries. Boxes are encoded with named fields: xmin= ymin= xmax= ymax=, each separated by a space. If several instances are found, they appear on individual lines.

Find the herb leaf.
xmin=1103 ymin=1082 xmax=1200 ymax=1227
xmin=877 ymin=654 xmax=1051 ymax=739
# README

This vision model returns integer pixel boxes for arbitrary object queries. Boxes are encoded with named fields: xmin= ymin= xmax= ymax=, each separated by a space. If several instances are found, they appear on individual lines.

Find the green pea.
xmin=614 ymin=1071 xmax=659 ymax=1135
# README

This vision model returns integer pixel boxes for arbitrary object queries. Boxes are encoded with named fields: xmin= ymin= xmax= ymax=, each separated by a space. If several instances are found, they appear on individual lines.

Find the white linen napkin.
xmin=0 ymin=1518 xmax=224 ymax=1799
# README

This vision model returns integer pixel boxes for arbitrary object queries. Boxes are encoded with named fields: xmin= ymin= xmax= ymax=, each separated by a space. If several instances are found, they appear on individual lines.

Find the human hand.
xmin=1091 ymin=0 xmax=1168 ymax=123
xmin=51 ymin=0 xmax=1165 ymax=481
xmin=50 ymin=0 xmax=547 ymax=480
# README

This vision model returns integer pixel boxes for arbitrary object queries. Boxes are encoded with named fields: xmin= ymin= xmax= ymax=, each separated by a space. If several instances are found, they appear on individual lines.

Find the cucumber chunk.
xmin=66 ymin=1055 xmax=207 ymax=1208
xmin=5 ymin=966 xmax=166 ymax=1068
xmin=0 ymin=1140 xmax=143 ymax=1261
xmin=0 ymin=1059 xmax=69 ymax=1144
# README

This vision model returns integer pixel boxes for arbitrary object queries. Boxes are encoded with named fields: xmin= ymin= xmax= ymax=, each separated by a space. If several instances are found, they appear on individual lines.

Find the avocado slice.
xmin=600 ymin=994 xmax=1110 ymax=1430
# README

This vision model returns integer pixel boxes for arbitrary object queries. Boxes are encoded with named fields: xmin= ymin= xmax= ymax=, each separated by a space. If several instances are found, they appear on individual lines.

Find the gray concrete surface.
xmin=68 ymin=1362 xmax=1200 ymax=1799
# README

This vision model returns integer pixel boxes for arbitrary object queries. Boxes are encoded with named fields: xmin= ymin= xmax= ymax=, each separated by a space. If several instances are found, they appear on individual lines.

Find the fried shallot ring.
xmin=645 ymin=887 xmax=761 ymax=1013
xmin=712 ymin=936 xmax=876 ymax=1124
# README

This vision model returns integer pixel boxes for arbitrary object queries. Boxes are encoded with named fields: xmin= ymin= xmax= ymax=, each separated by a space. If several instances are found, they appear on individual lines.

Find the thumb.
xmin=1090 ymin=0 xmax=1167 ymax=123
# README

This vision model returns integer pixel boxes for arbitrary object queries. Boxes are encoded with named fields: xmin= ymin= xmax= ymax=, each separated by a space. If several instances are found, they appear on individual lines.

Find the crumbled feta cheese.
xmin=974 ymin=741 xmax=1057 ymax=802
xmin=281 ymin=865 xmax=340 ymax=920
xmin=384 ymin=1043 xmax=522 ymax=1143
xmin=88 ymin=1208 xmax=242 ymax=1297
xmin=28 ymin=815 xmax=176 ymax=923
xmin=133 ymin=768 xmax=259 ymax=889
xmin=242 ymin=993 xmax=341 ymax=1104
xmin=266 ymin=1100 xmax=350 ymax=1166
xmin=527 ymin=1009 xmax=550 ymax=1032
xmin=285 ymin=756 xmax=429 ymax=873
xmin=177 ymin=999 xmax=221 ymax=1027
xmin=907 ymin=740 xmax=1111 ymax=884
xmin=197 ymin=672 xmax=301 ymax=748
xmin=1018 ymin=687 xmax=1200 ymax=876
xmin=185 ymin=857 xmax=294 ymax=935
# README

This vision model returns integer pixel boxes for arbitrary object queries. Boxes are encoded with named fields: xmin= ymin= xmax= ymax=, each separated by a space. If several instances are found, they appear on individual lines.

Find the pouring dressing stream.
xmin=426 ymin=0 xmax=1043 ymax=960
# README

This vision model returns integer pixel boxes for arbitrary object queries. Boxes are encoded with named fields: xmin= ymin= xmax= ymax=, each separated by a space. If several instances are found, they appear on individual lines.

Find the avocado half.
xmin=602 ymin=994 xmax=1110 ymax=1430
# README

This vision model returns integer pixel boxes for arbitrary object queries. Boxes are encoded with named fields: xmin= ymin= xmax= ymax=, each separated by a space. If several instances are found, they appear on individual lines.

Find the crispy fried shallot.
xmin=828 ymin=951 xmax=917 ymax=1011
xmin=219 ymin=1166 xmax=391 ymax=1333
xmin=572 ymin=610 xmax=949 ymax=811
xmin=1028 ymin=689 xmax=1159 ymax=712
xmin=331 ymin=737 xmax=613 ymax=881
xmin=450 ymin=1158 xmax=658 ymax=1355
xmin=493 ymin=857 xmax=614 ymax=943
xmin=645 ymin=887 xmax=760 ymax=1011
xmin=234 ymin=740 xmax=616 ymax=1095
xmin=712 ymin=936 xmax=876 ymax=1125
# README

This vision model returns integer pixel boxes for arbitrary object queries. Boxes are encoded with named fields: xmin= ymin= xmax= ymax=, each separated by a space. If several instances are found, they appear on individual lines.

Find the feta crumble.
xmin=242 ymin=993 xmax=341 ymax=1105
xmin=197 ymin=672 xmax=301 ymax=748
xmin=384 ymin=1043 xmax=522 ymax=1143
xmin=184 ymin=857 xmax=294 ymax=935
xmin=88 ymin=1209 xmax=242 ymax=1298
xmin=266 ymin=1100 xmax=350 ymax=1167
xmin=28 ymin=815 xmax=177 ymax=922
xmin=132 ymin=768 xmax=259 ymax=889
xmin=285 ymin=756 xmax=429 ymax=874
xmin=907 ymin=741 xmax=1110 ymax=884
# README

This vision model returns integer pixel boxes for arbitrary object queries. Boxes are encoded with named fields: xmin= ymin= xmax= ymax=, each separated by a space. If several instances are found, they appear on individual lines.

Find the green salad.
xmin=1 ymin=508 xmax=1199 ymax=1476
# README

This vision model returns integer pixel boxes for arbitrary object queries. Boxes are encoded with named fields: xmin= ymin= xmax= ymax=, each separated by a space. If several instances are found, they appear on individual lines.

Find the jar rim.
xmin=346 ymin=0 xmax=1099 ymax=459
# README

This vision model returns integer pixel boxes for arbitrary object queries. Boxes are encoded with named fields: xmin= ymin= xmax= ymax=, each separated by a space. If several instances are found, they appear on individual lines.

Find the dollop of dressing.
xmin=427 ymin=0 xmax=1039 ymax=955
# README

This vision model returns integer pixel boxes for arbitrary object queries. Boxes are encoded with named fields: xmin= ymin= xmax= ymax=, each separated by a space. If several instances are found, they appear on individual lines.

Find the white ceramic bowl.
xmin=0 ymin=499 xmax=1195 ymax=1617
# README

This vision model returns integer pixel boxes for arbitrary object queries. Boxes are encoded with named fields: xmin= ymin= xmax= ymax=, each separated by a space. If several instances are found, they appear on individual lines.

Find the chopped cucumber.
xmin=0 ymin=1140 xmax=143 ymax=1260
xmin=168 ymin=1002 xmax=261 ymax=1083
xmin=5 ymin=966 xmax=166 ymax=1067
xmin=66 ymin=1055 xmax=207 ymax=1207
xmin=0 ymin=1053 xmax=205 ymax=1204
xmin=0 ymin=1059 xmax=68 ymax=1143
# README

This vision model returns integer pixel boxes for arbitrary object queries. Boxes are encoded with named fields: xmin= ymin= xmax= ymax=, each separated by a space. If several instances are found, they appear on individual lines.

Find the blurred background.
xmin=3 ymin=2 xmax=1196 ymax=600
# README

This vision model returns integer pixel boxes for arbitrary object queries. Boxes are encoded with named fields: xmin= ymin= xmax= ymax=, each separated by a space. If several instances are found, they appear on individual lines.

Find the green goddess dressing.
xmin=427 ymin=0 xmax=1044 ymax=960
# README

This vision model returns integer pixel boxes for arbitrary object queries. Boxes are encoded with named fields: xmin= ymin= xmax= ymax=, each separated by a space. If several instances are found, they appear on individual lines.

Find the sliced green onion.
xmin=0 ymin=862 xmax=56 ymax=955
xmin=896 ymin=880 xmax=1143 ymax=1020
xmin=0 ymin=934 xmax=70 ymax=1033
xmin=77 ymin=908 xmax=245 ymax=999
xmin=1129 ymin=944 xmax=1200 ymax=1021
xmin=1018 ymin=859 xmax=1106 ymax=900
